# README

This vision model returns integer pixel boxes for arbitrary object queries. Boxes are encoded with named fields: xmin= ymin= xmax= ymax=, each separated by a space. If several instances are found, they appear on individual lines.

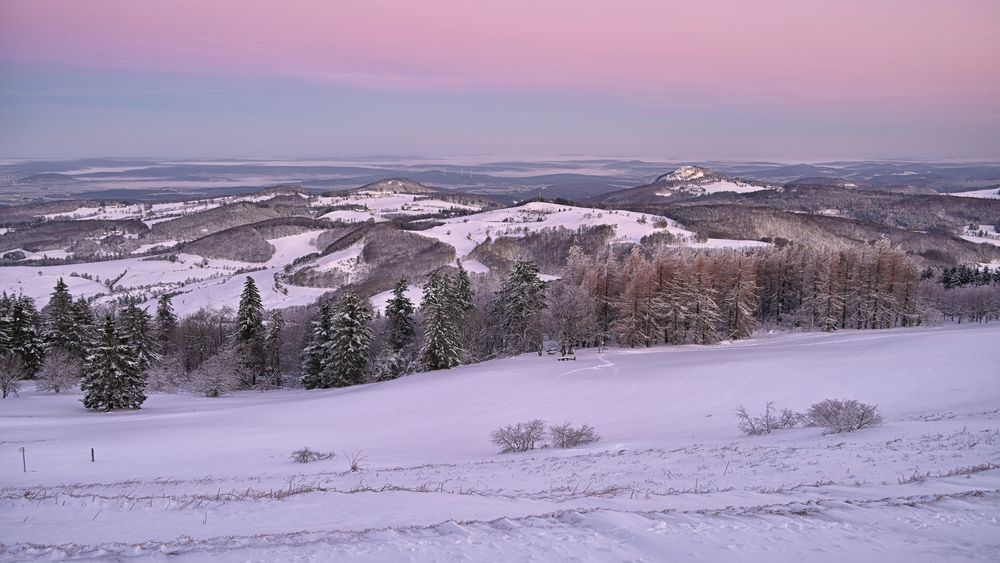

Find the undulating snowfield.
xmin=2 ymin=324 xmax=999 ymax=561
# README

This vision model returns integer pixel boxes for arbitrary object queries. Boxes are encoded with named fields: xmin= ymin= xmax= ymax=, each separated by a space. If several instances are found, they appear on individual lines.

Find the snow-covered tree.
xmin=234 ymin=276 xmax=265 ymax=386
xmin=44 ymin=278 xmax=81 ymax=357
xmin=262 ymin=310 xmax=284 ymax=387
xmin=118 ymin=302 xmax=157 ymax=373
xmin=689 ymin=266 xmax=721 ymax=345
xmin=155 ymin=294 xmax=178 ymax=353
xmin=36 ymin=348 xmax=82 ymax=394
xmin=721 ymin=259 xmax=758 ymax=340
xmin=385 ymin=278 xmax=415 ymax=352
xmin=70 ymin=297 xmax=96 ymax=357
xmin=8 ymin=295 xmax=44 ymax=376
xmin=321 ymin=292 xmax=373 ymax=388
xmin=492 ymin=261 xmax=547 ymax=355
xmin=613 ymin=248 xmax=662 ymax=347
xmin=543 ymin=279 xmax=596 ymax=356
xmin=189 ymin=347 xmax=240 ymax=397
xmin=300 ymin=303 xmax=333 ymax=389
xmin=0 ymin=352 xmax=24 ymax=399
xmin=81 ymin=315 xmax=147 ymax=411
xmin=454 ymin=261 xmax=474 ymax=313
xmin=420 ymin=270 xmax=461 ymax=370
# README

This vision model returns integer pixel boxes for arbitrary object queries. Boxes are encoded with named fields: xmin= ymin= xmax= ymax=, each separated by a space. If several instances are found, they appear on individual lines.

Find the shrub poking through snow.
xmin=549 ymin=422 xmax=601 ymax=448
xmin=491 ymin=419 xmax=546 ymax=453
xmin=290 ymin=447 xmax=335 ymax=463
xmin=806 ymin=399 xmax=883 ymax=434
xmin=735 ymin=402 xmax=779 ymax=436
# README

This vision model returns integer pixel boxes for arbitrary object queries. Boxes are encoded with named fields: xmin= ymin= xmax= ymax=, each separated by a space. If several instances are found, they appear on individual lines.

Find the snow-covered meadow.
xmin=2 ymin=324 xmax=998 ymax=561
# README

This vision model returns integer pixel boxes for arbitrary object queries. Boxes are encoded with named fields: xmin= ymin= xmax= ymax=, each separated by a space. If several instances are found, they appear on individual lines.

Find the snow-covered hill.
xmin=1 ymin=191 xmax=766 ymax=316
xmin=589 ymin=165 xmax=778 ymax=204
xmin=2 ymin=324 xmax=998 ymax=560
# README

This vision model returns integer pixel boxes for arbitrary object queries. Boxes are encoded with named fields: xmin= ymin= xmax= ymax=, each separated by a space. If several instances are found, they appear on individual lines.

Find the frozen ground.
xmin=1 ymin=324 xmax=999 ymax=561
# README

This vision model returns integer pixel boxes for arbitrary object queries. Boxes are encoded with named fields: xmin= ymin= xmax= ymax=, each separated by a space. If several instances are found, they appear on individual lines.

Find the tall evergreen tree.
xmin=118 ymin=302 xmax=156 ymax=373
xmin=155 ymin=294 xmax=178 ymax=354
xmin=454 ymin=261 xmax=474 ymax=313
xmin=420 ymin=271 xmax=461 ymax=370
xmin=492 ymin=261 xmax=547 ymax=355
xmin=0 ymin=293 xmax=12 ymax=355
xmin=263 ymin=310 xmax=284 ymax=387
xmin=321 ymin=292 xmax=373 ymax=387
xmin=9 ymin=295 xmax=44 ymax=376
xmin=300 ymin=304 xmax=333 ymax=389
xmin=234 ymin=276 xmax=265 ymax=386
xmin=385 ymin=278 xmax=415 ymax=352
xmin=81 ymin=315 xmax=147 ymax=411
xmin=70 ymin=297 xmax=97 ymax=357
xmin=44 ymin=278 xmax=79 ymax=356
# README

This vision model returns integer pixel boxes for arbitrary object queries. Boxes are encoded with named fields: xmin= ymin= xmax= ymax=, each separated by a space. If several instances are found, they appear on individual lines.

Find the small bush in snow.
xmin=779 ymin=408 xmax=802 ymax=429
xmin=806 ymin=399 xmax=883 ymax=434
xmin=491 ymin=419 xmax=546 ymax=453
xmin=736 ymin=402 xmax=780 ymax=436
xmin=290 ymin=447 xmax=335 ymax=463
xmin=549 ymin=422 xmax=601 ymax=448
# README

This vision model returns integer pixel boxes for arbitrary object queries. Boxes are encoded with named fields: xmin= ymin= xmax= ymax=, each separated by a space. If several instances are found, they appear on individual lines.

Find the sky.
xmin=0 ymin=0 xmax=998 ymax=160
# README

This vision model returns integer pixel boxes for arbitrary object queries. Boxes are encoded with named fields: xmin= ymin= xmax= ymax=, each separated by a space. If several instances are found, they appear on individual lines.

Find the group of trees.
xmin=0 ymin=279 xmax=156 ymax=408
xmin=4 ymin=235 xmax=997 ymax=409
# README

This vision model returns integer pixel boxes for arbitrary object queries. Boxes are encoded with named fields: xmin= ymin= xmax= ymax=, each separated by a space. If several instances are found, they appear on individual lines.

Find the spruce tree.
xmin=118 ymin=303 xmax=156 ymax=373
xmin=300 ymin=304 xmax=333 ymax=389
xmin=263 ymin=310 xmax=284 ymax=387
xmin=492 ymin=261 xmax=547 ymax=354
xmin=70 ymin=297 xmax=96 ymax=358
xmin=420 ymin=271 xmax=461 ymax=370
xmin=9 ymin=295 xmax=44 ymax=376
xmin=385 ymin=278 xmax=415 ymax=352
xmin=454 ymin=261 xmax=474 ymax=313
xmin=321 ymin=292 xmax=373 ymax=387
xmin=81 ymin=315 xmax=147 ymax=411
xmin=234 ymin=276 xmax=265 ymax=386
xmin=0 ymin=293 xmax=12 ymax=354
xmin=44 ymin=278 xmax=79 ymax=356
xmin=155 ymin=294 xmax=178 ymax=354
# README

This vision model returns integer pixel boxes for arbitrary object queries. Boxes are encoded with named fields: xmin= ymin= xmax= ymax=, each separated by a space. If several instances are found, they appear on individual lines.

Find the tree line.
xmin=3 ymin=237 xmax=998 ymax=407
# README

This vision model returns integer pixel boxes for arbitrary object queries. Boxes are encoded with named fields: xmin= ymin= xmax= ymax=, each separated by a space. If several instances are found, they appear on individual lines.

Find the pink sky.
xmin=3 ymin=0 xmax=998 ymax=107
xmin=1 ymin=0 xmax=998 ymax=158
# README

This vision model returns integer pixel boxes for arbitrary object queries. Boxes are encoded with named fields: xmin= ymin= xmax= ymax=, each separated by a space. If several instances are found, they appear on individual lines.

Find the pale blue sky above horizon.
xmin=1 ymin=0 xmax=998 ymax=161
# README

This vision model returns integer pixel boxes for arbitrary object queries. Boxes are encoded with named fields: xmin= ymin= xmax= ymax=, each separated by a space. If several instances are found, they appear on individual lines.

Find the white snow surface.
xmin=2 ymin=324 xmax=999 ymax=561
xmin=949 ymin=188 xmax=1000 ymax=200
xmin=315 ymin=190 xmax=482 ymax=223
xmin=665 ymin=165 xmax=707 ymax=181
xmin=657 ymin=179 xmax=770 ymax=197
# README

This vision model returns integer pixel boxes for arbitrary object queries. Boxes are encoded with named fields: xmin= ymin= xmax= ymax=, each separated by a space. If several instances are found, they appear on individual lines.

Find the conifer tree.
xmin=81 ymin=315 xmax=147 ymax=411
xmin=321 ymin=292 xmax=373 ymax=387
xmin=689 ymin=267 xmax=721 ymax=345
xmin=118 ymin=302 xmax=156 ymax=373
xmin=721 ymin=259 xmax=759 ymax=340
xmin=385 ymin=278 xmax=415 ymax=352
xmin=454 ymin=261 xmax=474 ymax=313
xmin=263 ymin=310 xmax=284 ymax=386
xmin=44 ymin=278 xmax=79 ymax=356
xmin=492 ymin=261 xmax=547 ymax=354
xmin=70 ymin=297 xmax=96 ymax=357
xmin=9 ymin=295 xmax=44 ymax=376
xmin=420 ymin=270 xmax=461 ymax=370
xmin=155 ymin=294 xmax=178 ymax=353
xmin=300 ymin=304 xmax=333 ymax=389
xmin=0 ymin=293 xmax=12 ymax=354
xmin=234 ymin=276 xmax=265 ymax=386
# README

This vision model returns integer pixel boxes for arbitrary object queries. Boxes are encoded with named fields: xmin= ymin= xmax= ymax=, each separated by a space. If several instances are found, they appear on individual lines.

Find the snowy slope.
xmin=314 ymin=190 xmax=483 ymax=223
xmin=418 ymin=201 xmax=765 ymax=265
xmin=1 ymin=324 xmax=999 ymax=560
xmin=949 ymin=188 xmax=1000 ymax=200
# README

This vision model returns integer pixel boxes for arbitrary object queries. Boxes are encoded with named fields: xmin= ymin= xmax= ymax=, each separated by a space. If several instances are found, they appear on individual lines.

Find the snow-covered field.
xmin=949 ymin=188 xmax=1000 ymax=200
xmin=2 ymin=324 xmax=998 ymax=561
